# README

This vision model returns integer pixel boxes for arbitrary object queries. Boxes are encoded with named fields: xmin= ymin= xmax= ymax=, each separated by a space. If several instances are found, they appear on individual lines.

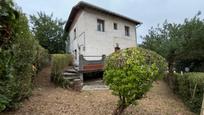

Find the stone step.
xmin=63 ymin=76 xmax=80 ymax=80
xmin=64 ymin=68 xmax=78 ymax=73
xmin=82 ymin=85 xmax=109 ymax=91
xmin=63 ymin=72 xmax=79 ymax=76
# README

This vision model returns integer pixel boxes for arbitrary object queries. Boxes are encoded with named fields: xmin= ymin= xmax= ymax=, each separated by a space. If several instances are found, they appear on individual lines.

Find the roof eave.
xmin=65 ymin=1 xmax=142 ymax=32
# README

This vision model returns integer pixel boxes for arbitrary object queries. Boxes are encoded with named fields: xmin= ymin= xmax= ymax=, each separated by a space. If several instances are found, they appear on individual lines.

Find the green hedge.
xmin=0 ymin=7 xmax=49 ymax=112
xmin=51 ymin=54 xmax=73 ymax=88
xmin=0 ymin=33 xmax=49 ymax=111
xmin=34 ymin=45 xmax=50 ymax=71
xmin=172 ymin=73 xmax=204 ymax=113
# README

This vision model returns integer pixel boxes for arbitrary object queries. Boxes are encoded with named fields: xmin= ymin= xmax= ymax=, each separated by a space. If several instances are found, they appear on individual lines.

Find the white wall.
xmin=69 ymin=10 xmax=86 ymax=65
xmin=83 ymin=8 xmax=137 ymax=59
xmin=69 ymin=8 xmax=137 ymax=65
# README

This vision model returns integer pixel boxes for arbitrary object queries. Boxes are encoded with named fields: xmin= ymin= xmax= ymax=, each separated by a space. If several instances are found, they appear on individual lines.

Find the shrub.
xmin=137 ymin=47 xmax=167 ymax=79
xmin=51 ymin=54 xmax=73 ymax=88
xmin=0 ymin=10 xmax=36 ymax=111
xmin=34 ymin=44 xmax=50 ymax=71
xmin=172 ymin=72 xmax=204 ymax=113
xmin=0 ymin=3 xmax=49 ymax=112
xmin=104 ymin=47 xmax=167 ymax=115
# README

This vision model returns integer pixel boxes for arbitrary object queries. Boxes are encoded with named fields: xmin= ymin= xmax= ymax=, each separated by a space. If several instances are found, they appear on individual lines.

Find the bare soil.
xmin=3 ymin=67 xmax=194 ymax=115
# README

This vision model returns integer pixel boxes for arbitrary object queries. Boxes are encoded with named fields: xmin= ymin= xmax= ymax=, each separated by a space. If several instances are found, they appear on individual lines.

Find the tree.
xmin=141 ymin=21 xmax=181 ymax=73
xmin=141 ymin=14 xmax=204 ymax=72
xmin=104 ymin=47 xmax=167 ymax=115
xmin=30 ymin=12 xmax=66 ymax=53
xmin=175 ymin=15 xmax=204 ymax=72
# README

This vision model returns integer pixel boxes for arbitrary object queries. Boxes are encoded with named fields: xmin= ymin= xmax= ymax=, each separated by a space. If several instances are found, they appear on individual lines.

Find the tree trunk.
xmin=168 ymin=61 xmax=174 ymax=74
xmin=113 ymin=104 xmax=127 ymax=115
xmin=167 ymin=60 xmax=175 ymax=89
xmin=167 ymin=50 xmax=176 ymax=74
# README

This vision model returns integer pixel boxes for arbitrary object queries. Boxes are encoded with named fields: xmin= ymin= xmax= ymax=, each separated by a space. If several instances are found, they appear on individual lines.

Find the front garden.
xmin=0 ymin=0 xmax=203 ymax=115
xmin=3 ymin=66 xmax=194 ymax=115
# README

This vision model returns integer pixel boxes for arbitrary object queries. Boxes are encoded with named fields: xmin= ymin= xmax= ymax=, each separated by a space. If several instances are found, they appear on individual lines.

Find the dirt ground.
xmin=3 ymin=67 xmax=194 ymax=115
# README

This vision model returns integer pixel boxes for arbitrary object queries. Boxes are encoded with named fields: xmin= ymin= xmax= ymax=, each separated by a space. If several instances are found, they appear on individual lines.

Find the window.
xmin=97 ymin=19 xmax=105 ymax=32
xmin=74 ymin=28 xmax=76 ymax=39
xmin=125 ymin=26 xmax=130 ymax=36
xmin=113 ymin=23 xmax=117 ymax=30
xmin=74 ymin=49 xmax=77 ymax=59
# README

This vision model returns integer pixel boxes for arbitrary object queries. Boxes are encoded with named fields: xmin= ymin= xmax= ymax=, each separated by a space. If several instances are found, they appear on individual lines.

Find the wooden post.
xmin=201 ymin=94 xmax=204 ymax=115
xmin=79 ymin=55 xmax=84 ymax=82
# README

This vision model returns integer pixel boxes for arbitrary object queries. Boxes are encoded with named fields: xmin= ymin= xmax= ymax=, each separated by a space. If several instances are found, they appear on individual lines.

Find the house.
xmin=64 ymin=1 xmax=141 ymax=80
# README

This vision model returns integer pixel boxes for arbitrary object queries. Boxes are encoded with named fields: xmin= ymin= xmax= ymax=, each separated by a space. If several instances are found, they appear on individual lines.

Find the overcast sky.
xmin=14 ymin=0 xmax=204 ymax=44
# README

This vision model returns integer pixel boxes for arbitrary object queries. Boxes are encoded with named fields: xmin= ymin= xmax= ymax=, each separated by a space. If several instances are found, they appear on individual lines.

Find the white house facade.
xmin=65 ymin=1 xmax=141 ymax=65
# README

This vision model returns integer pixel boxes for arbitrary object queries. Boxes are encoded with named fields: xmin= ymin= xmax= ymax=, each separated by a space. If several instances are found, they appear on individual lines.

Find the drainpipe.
xmin=135 ymin=23 xmax=142 ymax=45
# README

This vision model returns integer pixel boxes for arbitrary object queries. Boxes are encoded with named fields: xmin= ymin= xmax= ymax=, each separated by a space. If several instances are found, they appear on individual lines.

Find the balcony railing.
xmin=79 ymin=55 xmax=106 ymax=73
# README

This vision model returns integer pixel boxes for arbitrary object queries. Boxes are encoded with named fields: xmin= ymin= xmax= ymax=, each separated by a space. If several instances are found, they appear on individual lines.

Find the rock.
xmin=73 ymin=79 xmax=83 ymax=91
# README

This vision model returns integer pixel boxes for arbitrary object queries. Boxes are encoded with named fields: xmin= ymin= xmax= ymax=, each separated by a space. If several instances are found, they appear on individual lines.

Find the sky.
xmin=14 ymin=0 xmax=204 ymax=44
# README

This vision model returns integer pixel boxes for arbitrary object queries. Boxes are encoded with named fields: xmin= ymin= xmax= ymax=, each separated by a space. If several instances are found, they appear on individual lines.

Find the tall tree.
xmin=141 ymin=21 xmax=182 ymax=73
xmin=30 ymin=12 xmax=66 ymax=53
xmin=176 ymin=15 xmax=204 ymax=71
xmin=141 ymin=13 xmax=204 ymax=72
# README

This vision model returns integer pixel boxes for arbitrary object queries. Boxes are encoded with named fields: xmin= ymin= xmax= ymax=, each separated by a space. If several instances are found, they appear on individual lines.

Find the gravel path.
xmin=3 ymin=67 xmax=194 ymax=115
